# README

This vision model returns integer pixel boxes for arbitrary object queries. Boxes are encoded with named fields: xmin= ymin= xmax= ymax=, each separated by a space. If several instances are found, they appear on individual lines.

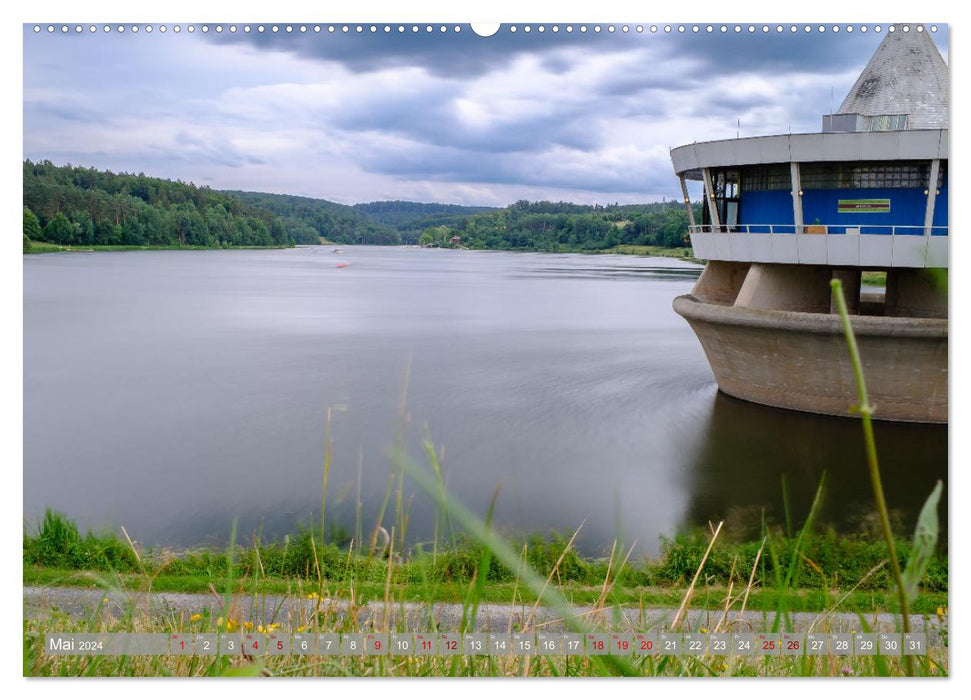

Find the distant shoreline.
xmin=25 ymin=240 xmax=700 ymax=263
xmin=23 ymin=242 xmax=295 ymax=254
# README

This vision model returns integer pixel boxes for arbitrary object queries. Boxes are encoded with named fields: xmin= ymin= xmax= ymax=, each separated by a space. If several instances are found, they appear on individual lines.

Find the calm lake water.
xmin=23 ymin=247 xmax=947 ymax=555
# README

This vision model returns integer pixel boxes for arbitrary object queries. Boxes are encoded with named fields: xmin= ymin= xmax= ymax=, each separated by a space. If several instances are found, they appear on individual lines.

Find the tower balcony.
xmin=687 ymin=223 xmax=948 ymax=268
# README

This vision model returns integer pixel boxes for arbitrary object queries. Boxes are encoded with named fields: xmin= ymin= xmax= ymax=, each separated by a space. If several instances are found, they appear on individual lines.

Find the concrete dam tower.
xmin=670 ymin=26 xmax=948 ymax=423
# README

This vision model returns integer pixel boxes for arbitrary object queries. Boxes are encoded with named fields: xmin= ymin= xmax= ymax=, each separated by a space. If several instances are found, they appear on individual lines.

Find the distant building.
xmin=449 ymin=235 xmax=462 ymax=246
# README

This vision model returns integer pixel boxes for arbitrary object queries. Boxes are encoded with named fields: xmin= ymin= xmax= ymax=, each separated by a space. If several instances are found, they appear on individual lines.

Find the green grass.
xmin=24 ymin=504 xmax=948 ymax=679
xmin=23 ymin=511 xmax=946 ymax=602
xmin=599 ymin=245 xmax=699 ymax=262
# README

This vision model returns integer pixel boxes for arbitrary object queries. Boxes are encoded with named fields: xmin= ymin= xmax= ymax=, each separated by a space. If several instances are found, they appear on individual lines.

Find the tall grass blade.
xmin=781 ymin=473 xmax=793 ymax=539
xmin=772 ymin=472 xmax=826 ymax=633
xmin=320 ymin=407 xmax=333 ymax=545
xmin=389 ymin=445 xmax=639 ymax=676
xmin=465 ymin=482 xmax=502 ymax=633
xmin=831 ymin=278 xmax=914 ymax=676
xmin=670 ymin=521 xmax=722 ymax=631
xmin=901 ymin=480 xmax=943 ymax=605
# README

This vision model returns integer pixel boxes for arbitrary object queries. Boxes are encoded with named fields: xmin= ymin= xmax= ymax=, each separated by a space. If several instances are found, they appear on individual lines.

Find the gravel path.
xmin=24 ymin=586 xmax=945 ymax=640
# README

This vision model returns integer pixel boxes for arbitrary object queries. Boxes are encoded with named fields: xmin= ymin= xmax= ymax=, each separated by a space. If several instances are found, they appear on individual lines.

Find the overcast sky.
xmin=22 ymin=23 xmax=948 ymax=206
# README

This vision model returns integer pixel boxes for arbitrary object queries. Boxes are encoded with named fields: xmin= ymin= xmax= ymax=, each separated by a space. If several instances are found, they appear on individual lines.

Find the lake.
xmin=23 ymin=246 xmax=947 ymax=556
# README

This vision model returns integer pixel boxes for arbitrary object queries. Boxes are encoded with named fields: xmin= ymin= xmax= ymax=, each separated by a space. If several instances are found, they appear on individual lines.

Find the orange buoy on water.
xmin=336 ymin=262 xmax=348 ymax=268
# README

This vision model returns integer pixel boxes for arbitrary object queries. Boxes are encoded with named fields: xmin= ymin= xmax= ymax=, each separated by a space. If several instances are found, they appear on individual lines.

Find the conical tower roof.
xmin=837 ymin=26 xmax=948 ymax=129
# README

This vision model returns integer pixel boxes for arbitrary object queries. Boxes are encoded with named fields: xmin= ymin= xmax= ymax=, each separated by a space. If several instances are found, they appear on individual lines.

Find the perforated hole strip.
xmin=30 ymin=23 xmax=940 ymax=35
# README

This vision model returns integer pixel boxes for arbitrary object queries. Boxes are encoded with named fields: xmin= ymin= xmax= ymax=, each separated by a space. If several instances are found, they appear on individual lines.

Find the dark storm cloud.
xmin=652 ymin=25 xmax=947 ymax=80
xmin=651 ymin=29 xmax=880 ymax=75
xmin=206 ymin=24 xmax=945 ymax=83
xmin=206 ymin=26 xmax=641 ymax=78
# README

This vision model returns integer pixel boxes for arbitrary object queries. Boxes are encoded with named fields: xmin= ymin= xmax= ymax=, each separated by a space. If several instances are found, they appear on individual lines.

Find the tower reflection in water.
xmin=681 ymin=391 xmax=946 ymax=540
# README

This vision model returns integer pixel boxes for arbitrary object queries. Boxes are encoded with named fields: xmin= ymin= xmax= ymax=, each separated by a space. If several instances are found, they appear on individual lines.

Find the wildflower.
xmin=190 ymin=613 xmax=202 ymax=623
xmin=102 ymin=597 xmax=109 ymax=604
xmin=218 ymin=617 xmax=239 ymax=632
xmin=840 ymin=666 xmax=855 ymax=676
xmin=308 ymin=592 xmax=320 ymax=600
xmin=243 ymin=621 xmax=254 ymax=631
xmin=297 ymin=626 xmax=306 ymax=633
xmin=257 ymin=625 xmax=265 ymax=633
xmin=700 ymin=628 xmax=708 ymax=634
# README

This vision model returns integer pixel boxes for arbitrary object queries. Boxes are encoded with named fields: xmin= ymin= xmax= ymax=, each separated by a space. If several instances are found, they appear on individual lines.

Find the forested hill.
xmin=23 ymin=160 xmax=697 ymax=252
xmin=225 ymin=191 xmax=401 ymax=245
xmin=23 ymin=160 xmax=292 ymax=248
xmin=353 ymin=200 xmax=498 ymax=232
xmin=398 ymin=200 xmax=701 ymax=251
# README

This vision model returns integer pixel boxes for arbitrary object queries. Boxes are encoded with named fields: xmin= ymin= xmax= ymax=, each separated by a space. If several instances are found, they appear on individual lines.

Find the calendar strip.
xmin=43 ymin=632 xmax=932 ymax=657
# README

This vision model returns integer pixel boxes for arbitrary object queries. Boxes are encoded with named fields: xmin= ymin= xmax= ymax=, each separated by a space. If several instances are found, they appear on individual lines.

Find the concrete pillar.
xmin=701 ymin=168 xmax=721 ymax=231
xmin=790 ymin=162 xmax=804 ymax=234
xmin=924 ymin=159 xmax=940 ymax=236
xmin=885 ymin=269 xmax=948 ymax=318
xmin=679 ymin=174 xmax=697 ymax=229
xmin=830 ymin=269 xmax=861 ymax=315
xmin=691 ymin=261 xmax=751 ymax=304
xmin=734 ymin=263 xmax=833 ymax=313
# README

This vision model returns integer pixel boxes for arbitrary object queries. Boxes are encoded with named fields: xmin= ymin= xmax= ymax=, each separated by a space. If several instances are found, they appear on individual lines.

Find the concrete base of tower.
xmin=672 ymin=294 xmax=948 ymax=423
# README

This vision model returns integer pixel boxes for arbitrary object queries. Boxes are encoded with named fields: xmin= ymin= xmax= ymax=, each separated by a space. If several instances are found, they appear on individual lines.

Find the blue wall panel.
xmin=740 ymin=187 xmax=949 ymax=235
xmin=801 ymin=188 xmax=926 ymax=234
xmin=932 ymin=184 xmax=948 ymax=234
xmin=738 ymin=191 xmax=793 ymax=232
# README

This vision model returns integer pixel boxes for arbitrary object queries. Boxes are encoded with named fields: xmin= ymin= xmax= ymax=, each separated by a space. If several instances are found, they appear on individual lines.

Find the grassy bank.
xmin=23 ymin=511 xmax=948 ymax=678
xmin=23 ymin=492 xmax=948 ymax=679
xmin=23 ymin=510 xmax=946 ymax=612
xmin=597 ymin=244 xmax=699 ymax=262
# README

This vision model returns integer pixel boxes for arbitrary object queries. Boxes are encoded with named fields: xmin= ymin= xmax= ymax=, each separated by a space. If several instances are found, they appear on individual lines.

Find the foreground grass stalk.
xmin=389 ymin=446 xmax=639 ymax=676
xmin=670 ymin=521 xmax=722 ymax=631
xmin=320 ymin=407 xmax=333 ymax=546
xmin=830 ymin=279 xmax=913 ymax=675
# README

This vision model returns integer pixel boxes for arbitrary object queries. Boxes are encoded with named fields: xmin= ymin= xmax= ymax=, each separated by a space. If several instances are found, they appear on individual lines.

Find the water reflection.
xmin=682 ymin=391 xmax=947 ymax=539
xmin=511 ymin=264 xmax=702 ymax=281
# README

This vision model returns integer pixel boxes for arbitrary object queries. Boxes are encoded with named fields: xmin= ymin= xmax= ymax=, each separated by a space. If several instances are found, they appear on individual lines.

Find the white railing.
xmin=688 ymin=224 xmax=948 ymax=236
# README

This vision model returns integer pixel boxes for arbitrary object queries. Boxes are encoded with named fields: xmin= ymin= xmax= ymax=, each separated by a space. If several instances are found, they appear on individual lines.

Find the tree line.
xmin=23 ymin=160 xmax=290 ymax=248
xmin=226 ymin=191 xmax=401 ymax=246
xmin=23 ymin=160 xmax=698 ymax=253
xmin=411 ymin=199 xmax=700 ymax=251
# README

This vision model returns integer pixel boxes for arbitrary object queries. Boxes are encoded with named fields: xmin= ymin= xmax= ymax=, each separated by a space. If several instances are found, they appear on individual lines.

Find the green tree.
xmin=43 ymin=212 xmax=76 ymax=244
xmin=23 ymin=206 xmax=41 ymax=241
